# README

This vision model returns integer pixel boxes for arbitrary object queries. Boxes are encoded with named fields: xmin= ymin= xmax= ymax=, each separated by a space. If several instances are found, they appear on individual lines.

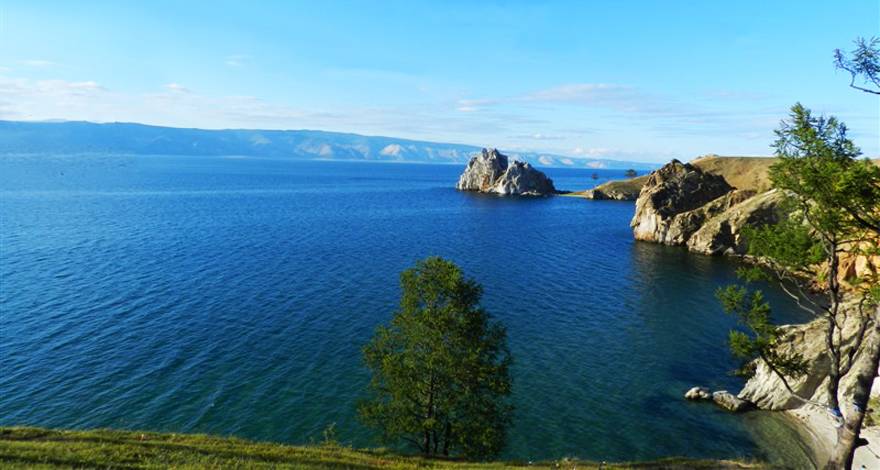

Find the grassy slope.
xmin=0 ymin=427 xmax=768 ymax=469
xmin=569 ymin=155 xmax=776 ymax=198
xmin=567 ymin=175 xmax=650 ymax=199
xmin=690 ymin=156 xmax=777 ymax=193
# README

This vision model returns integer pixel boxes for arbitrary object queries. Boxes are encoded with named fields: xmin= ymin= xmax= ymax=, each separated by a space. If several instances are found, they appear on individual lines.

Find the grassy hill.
xmin=690 ymin=155 xmax=777 ymax=193
xmin=0 ymin=427 xmax=767 ymax=469
xmin=570 ymin=155 xmax=777 ymax=199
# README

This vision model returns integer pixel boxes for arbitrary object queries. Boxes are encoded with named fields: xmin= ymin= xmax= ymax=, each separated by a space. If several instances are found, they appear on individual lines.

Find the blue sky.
xmin=1 ymin=0 xmax=877 ymax=162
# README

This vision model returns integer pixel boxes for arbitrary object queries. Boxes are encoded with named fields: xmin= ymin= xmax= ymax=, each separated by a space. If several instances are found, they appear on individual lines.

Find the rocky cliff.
xmin=629 ymin=159 xmax=788 ymax=256
xmin=631 ymin=160 xmax=734 ymax=244
xmin=456 ymin=148 xmax=556 ymax=196
xmin=737 ymin=307 xmax=867 ymax=410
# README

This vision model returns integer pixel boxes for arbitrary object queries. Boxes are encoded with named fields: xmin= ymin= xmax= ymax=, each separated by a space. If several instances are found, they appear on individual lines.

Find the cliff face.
xmin=737 ymin=299 xmax=879 ymax=410
xmin=631 ymin=160 xmax=735 ymax=245
xmin=686 ymin=189 xmax=786 ymax=255
xmin=456 ymin=148 xmax=556 ymax=196
xmin=628 ymin=160 xmax=790 ymax=256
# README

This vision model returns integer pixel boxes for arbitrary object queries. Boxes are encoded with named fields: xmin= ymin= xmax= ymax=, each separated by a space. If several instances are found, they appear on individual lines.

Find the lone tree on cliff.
xmin=359 ymin=257 xmax=512 ymax=459
xmin=718 ymin=102 xmax=880 ymax=469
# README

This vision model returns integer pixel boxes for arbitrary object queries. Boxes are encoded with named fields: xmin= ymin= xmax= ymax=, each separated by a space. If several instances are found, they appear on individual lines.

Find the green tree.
xmin=718 ymin=103 xmax=880 ymax=470
xmin=358 ymin=257 xmax=512 ymax=459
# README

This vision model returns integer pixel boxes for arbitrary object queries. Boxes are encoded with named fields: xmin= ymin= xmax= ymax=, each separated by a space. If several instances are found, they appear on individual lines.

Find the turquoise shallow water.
xmin=0 ymin=155 xmax=812 ymax=463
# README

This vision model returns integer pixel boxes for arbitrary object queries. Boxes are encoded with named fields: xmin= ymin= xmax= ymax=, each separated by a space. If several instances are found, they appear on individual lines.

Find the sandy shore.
xmin=785 ymin=403 xmax=880 ymax=469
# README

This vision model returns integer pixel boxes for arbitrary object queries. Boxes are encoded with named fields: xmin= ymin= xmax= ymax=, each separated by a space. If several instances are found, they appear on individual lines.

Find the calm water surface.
xmin=0 ymin=155 xmax=812 ymax=464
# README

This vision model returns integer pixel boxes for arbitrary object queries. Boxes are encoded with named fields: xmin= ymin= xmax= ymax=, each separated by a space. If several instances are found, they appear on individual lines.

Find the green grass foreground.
xmin=0 ymin=427 xmax=770 ymax=469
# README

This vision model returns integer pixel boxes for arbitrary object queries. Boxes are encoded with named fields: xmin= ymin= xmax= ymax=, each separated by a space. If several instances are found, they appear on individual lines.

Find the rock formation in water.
xmin=684 ymin=386 xmax=711 ymax=400
xmin=456 ymin=148 xmax=556 ymax=196
xmin=684 ymin=386 xmax=753 ymax=412
xmin=712 ymin=391 xmax=754 ymax=412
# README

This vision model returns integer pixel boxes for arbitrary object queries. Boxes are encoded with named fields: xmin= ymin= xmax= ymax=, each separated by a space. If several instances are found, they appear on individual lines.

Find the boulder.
xmin=685 ymin=386 xmax=712 ymax=400
xmin=686 ymin=189 xmax=785 ymax=255
xmin=631 ymin=160 xmax=733 ymax=244
xmin=712 ymin=390 xmax=754 ymax=412
xmin=456 ymin=148 xmax=556 ymax=196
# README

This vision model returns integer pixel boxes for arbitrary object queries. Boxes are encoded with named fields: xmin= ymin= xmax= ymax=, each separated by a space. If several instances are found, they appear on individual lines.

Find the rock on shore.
xmin=456 ymin=148 xmax=556 ymax=196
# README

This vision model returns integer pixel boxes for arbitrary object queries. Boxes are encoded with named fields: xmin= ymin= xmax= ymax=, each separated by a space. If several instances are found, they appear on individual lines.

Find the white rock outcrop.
xmin=456 ymin=148 xmax=556 ymax=196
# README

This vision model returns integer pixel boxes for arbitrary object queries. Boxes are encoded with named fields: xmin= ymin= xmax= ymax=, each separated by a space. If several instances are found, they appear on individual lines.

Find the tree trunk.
xmin=824 ymin=305 xmax=880 ymax=470
xmin=826 ymin=246 xmax=842 ymax=413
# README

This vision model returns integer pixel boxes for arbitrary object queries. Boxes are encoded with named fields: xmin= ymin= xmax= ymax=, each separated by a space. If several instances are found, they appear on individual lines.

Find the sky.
xmin=0 ymin=0 xmax=878 ymax=162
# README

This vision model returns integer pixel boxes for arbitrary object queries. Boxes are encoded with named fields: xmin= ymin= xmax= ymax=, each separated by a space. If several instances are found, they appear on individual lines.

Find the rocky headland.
xmin=456 ymin=148 xmax=556 ymax=196
xmin=572 ymin=155 xmax=777 ymax=201
xmin=627 ymin=159 xmax=788 ymax=256
xmin=625 ymin=156 xmax=880 ymax=467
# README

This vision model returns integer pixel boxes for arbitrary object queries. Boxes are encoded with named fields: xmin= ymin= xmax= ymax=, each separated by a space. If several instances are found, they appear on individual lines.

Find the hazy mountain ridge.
xmin=0 ymin=121 xmax=658 ymax=170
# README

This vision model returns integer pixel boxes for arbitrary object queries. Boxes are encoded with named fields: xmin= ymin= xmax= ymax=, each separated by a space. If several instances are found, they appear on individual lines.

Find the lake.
xmin=0 ymin=154 xmax=813 ymax=465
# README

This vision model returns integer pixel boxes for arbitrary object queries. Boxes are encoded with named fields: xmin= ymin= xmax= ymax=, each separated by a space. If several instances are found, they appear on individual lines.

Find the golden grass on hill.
xmin=569 ymin=155 xmax=778 ymax=197
xmin=0 ymin=427 xmax=769 ymax=469
xmin=690 ymin=155 xmax=777 ymax=193
xmin=567 ymin=174 xmax=649 ymax=199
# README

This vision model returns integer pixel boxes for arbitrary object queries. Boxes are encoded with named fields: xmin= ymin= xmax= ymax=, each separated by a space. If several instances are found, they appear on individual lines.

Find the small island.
xmin=456 ymin=148 xmax=556 ymax=196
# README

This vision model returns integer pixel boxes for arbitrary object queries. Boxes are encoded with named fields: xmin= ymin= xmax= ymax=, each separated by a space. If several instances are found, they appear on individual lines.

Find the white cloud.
xmin=455 ymin=98 xmax=498 ymax=112
xmin=224 ymin=55 xmax=248 ymax=67
xmin=164 ymin=83 xmax=190 ymax=93
xmin=21 ymin=59 xmax=57 ymax=68
xmin=527 ymin=83 xmax=628 ymax=101
xmin=572 ymin=147 xmax=615 ymax=157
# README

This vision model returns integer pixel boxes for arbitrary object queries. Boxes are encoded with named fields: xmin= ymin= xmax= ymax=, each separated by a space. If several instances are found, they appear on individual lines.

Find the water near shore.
xmin=0 ymin=155 xmax=813 ymax=464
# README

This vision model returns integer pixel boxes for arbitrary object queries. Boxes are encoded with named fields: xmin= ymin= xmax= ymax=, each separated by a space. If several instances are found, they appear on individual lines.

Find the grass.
xmin=567 ymin=175 xmax=649 ymax=199
xmin=0 ymin=427 xmax=771 ymax=469
xmin=569 ymin=156 xmax=777 ymax=198
xmin=689 ymin=156 xmax=777 ymax=193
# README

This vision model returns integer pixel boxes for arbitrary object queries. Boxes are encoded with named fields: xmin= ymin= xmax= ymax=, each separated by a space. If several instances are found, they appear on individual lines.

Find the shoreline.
xmin=783 ymin=403 xmax=880 ymax=468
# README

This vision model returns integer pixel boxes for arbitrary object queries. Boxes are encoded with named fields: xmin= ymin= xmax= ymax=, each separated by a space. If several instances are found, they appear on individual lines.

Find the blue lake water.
xmin=0 ymin=155 xmax=813 ymax=464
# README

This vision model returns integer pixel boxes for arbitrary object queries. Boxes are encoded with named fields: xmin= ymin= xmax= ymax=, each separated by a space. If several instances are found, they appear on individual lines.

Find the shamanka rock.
xmin=456 ymin=148 xmax=556 ymax=196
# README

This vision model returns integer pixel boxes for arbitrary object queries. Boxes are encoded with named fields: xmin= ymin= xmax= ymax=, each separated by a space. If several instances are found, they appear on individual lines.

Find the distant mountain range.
xmin=0 ymin=120 xmax=660 ymax=170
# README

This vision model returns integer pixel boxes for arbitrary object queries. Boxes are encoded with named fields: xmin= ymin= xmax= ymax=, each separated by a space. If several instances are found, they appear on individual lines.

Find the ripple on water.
xmin=0 ymin=156 xmax=815 ymax=464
